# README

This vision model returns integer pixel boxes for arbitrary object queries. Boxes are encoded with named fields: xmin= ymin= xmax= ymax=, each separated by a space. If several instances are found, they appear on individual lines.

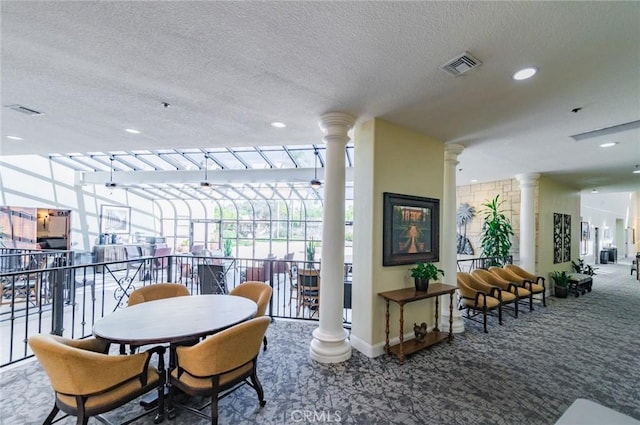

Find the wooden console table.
xmin=379 ymin=283 xmax=456 ymax=364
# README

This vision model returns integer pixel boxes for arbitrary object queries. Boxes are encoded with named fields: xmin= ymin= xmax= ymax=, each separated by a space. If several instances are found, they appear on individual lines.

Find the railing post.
xmin=51 ymin=258 xmax=67 ymax=336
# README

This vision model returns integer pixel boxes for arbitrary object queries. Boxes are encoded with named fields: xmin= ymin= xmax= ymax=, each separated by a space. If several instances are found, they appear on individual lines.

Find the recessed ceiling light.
xmin=271 ymin=122 xmax=286 ymax=128
xmin=633 ymin=165 xmax=640 ymax=174
xmin=591 ymin=189 xmax=599 ymax=194
xmin=6 ymin=135 xmax=23 ymax=140
xmin=471 ymin=179 xmax=478 ymax=183
xmin=599 ymin=142 xmax=617 ymax=148
xmin=124 ymin=128 xmax=141 ymax=134
xmin=513 ymin=67 xmax=537 ymax=81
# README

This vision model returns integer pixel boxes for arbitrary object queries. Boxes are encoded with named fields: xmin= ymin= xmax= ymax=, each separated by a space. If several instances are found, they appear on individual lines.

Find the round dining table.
xmin=93 ymin=294 xmax=257 ymax=346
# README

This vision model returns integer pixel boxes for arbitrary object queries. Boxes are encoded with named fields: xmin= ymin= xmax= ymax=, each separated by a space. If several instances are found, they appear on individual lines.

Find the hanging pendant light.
xmin=105 ymin=156 xmax=117 ymax=188
xmin=200 ymin=154 xmax=212 ymax=188
xmin=310 ymin=148 xmax=322 ymax=189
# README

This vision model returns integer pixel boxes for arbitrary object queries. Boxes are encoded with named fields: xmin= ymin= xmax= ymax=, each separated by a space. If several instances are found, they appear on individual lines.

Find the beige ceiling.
xmin=1 ymin=1 xmax=639 ymax=193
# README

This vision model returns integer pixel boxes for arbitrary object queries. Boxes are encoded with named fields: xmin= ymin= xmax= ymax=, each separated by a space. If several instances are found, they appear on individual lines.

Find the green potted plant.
xmin=223 ymin=239 xmax=233 ymax=257
xmin=306 ymin=239 xmax=316 ymax=268
xmin=551 ymin=270 xmax=570 ymax=298
xmin=409 ymin=262 xmax=444 ymax=292
xmin=479 ymin=194 xmax=514 ymax=267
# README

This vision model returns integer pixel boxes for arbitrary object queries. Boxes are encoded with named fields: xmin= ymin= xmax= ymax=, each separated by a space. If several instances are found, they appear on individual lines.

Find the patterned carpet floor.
xmin=1 ymin=261 xmax=639 ymax=425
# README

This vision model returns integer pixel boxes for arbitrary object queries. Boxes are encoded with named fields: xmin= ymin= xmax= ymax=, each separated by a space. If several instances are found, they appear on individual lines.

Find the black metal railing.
xmin=456 ymin=255 xmax=513 ymax=273
xmin=0 ymin=252 xmax=352 ymax=367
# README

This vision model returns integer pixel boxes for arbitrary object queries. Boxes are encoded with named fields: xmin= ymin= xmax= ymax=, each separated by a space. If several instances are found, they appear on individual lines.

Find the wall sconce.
xmin=310 ymin=148 xmax=322 ymax=190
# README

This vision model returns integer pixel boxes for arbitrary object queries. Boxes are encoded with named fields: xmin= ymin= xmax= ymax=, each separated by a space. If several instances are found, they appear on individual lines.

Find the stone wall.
xmin=456 ymin=178 xmax=529 ymax=262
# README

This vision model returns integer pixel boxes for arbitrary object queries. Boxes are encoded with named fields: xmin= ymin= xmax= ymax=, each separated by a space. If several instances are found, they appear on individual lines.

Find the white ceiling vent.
xmin=440 ymin=52 xmax=482 ymax=76
xmin=5 ymin=104 xmax=45 ymax=116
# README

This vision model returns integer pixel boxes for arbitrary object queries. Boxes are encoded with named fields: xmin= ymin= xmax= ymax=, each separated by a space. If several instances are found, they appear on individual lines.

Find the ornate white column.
xmin=516 ymin=173 xmax=540 ymax=272
xmin=442 ymin=144 xmax=465 ymax=333
xmin=310 ymin=112 xmax=355 ymax=363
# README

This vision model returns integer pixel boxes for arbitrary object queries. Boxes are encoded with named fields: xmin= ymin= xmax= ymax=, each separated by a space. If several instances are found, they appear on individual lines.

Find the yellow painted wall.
xmin=352 ymin=118 xmax=444 ymax=355
xmin=537 ymin=176 xmax=581 ymax=278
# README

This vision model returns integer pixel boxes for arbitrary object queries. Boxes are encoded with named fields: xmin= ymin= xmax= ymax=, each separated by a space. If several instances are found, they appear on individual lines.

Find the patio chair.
xmin=28 ymin=333 xmax=166 ymax=425
xmin=167 ymin=316 xmax=270 ymax=425
xmin=230 ymin=281 xmax=273 ymax=350
xmin=0 ymin=255 xmax=47 ymax=307
xmin=297 ymin=268 xmax=320 ymax=318
xmin=124 ymin=245 xmax=145 ymax=281
xmin=152 ymin=247 xmax=172 ymax=282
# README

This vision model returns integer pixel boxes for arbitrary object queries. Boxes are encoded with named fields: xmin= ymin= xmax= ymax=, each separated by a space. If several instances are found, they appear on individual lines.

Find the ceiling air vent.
xmin=440 ymin=52 xmax=482 ymax=76
xmin=570 ymin=120 xmax=640 ymax=141
xmin=5 ymin=104 xmax=45 ymax=116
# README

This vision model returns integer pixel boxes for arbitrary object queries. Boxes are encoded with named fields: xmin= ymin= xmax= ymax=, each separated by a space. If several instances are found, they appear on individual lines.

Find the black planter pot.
xmin=414 ymin=278 xmax=430 ymax=292
xmin=554 ymin=285 xmax=568 ymax=298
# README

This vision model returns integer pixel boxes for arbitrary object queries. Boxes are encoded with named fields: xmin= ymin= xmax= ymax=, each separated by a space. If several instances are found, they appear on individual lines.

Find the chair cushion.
xmin=171 ymin=363 xmax=252 ymax=392
xmin=462 ymin=296 xmax=500 ymax=309
xmin=56 ymin=367 xmax=160 ymax=415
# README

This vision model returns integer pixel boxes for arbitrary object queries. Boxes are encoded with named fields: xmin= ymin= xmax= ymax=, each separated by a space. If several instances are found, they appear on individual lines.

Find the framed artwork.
xmin=100 ymin=205 xmax=131 ymax=234
xmin=580 ymin=221 xmax=589 ymax=256
xmin=563 ymin=214 xmax=571 ymax=262
xmin=553 ymin=213 xmax=563 ymax=264
xmin=553 ymin=212 xmax=572 ymax=264
xmin=383 ymin=192 xmax=440 ymax=266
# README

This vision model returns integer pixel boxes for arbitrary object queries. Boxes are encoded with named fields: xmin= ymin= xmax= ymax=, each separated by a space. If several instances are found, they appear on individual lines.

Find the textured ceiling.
xmin=1 ymin=1 xmax=639 ymax=193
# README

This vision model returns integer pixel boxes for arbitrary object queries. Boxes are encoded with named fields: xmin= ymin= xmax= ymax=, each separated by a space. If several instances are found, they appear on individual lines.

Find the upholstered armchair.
xmin=472 ymin=268 xmax=533 ymax=313
xmin=229 ymin=281 xmax=273 ymax=350
xmin=128 ymin=282 xmax=190 ymax=306
xmin=167 ymin=316 xmax=270 ymax=425
xmin=456 ymin=273 xmax=501 ymax=333
xmin=28 ymin=334 xmax=166 ymax=425
xmin=501 ymin=264 xmax=547 ymax=306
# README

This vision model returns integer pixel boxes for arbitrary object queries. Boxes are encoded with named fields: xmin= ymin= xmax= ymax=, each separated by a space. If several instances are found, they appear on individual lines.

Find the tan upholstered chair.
xmin=126 ymin=283 xmax=191 ymax=354
xmin=489 ymin=267 xmax=539 ymax=311
xmin=456 ymin=273 xmax=501 ymax=333
xmin=472 ymin=268 xmax=532 ymax=313
xmin=229 ymin=281 xmax=273 ymax=350
xmin=504 ymin=264 xmax=547 ymax=306
xmin=28 ymin=334 xmax=165 ymax=425
xmin=167 ymin=316 xmax=270 ymax=425
xmin=127 ymin=283 xmax=190 ymax=306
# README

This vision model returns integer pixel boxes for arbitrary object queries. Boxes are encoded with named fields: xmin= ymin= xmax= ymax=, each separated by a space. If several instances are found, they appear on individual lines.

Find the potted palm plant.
xmin=479 ymin=194 xmax=514 ymax=267
xmin=409 ymin=262 xmax=444 ymax=292
xmin=551 ymin=271 xmax=569 ymax=298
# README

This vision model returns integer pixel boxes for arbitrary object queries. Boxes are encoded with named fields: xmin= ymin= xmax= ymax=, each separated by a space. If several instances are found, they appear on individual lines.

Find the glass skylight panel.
xmin=139 ymin=154 xmax=178 ymax=170
xmin=129 ymin=150 xmax=152 ymax=155
xmin=208 ymin=152 xmax=246 ymax=170
xmin=161 ymin=153 xmax=196 ymax=170
xmin=51 ymin=157 xmax=94 ymax=172
xmin=117 ymin=156 xmax=155 ymax=171
xmin=262 ymin=150 xmax=296 ymax=168
xmin=235 ymin=151 xmax=269 ymax=169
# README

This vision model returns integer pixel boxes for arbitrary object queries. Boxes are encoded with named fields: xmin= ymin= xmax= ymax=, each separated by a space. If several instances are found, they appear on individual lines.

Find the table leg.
xmin=398 ymin=303 xmax=405 ymax=364
xmin=448 ymin=291 xmax=454 ymax=342
xmin=384 ymin=300 xmax=390 ymax=354
xmin=433 ymin=296 xmax=440 ymax=333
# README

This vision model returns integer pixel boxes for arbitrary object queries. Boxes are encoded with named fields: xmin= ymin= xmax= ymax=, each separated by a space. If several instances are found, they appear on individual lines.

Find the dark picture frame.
xmin=100 ymin=205 xmax=131 ymax=234
xmin=383 ymin=192 xmax=440 ymax=266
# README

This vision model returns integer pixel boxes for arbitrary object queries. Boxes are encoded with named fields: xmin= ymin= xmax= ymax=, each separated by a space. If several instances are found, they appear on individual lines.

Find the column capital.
xmin=516 ymin=173 xmax=541 ymax=187
xmin=319 ymin=112 xmax=356 ymax=145
xmin=444 ymin=143 xmax=464 ymax=163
